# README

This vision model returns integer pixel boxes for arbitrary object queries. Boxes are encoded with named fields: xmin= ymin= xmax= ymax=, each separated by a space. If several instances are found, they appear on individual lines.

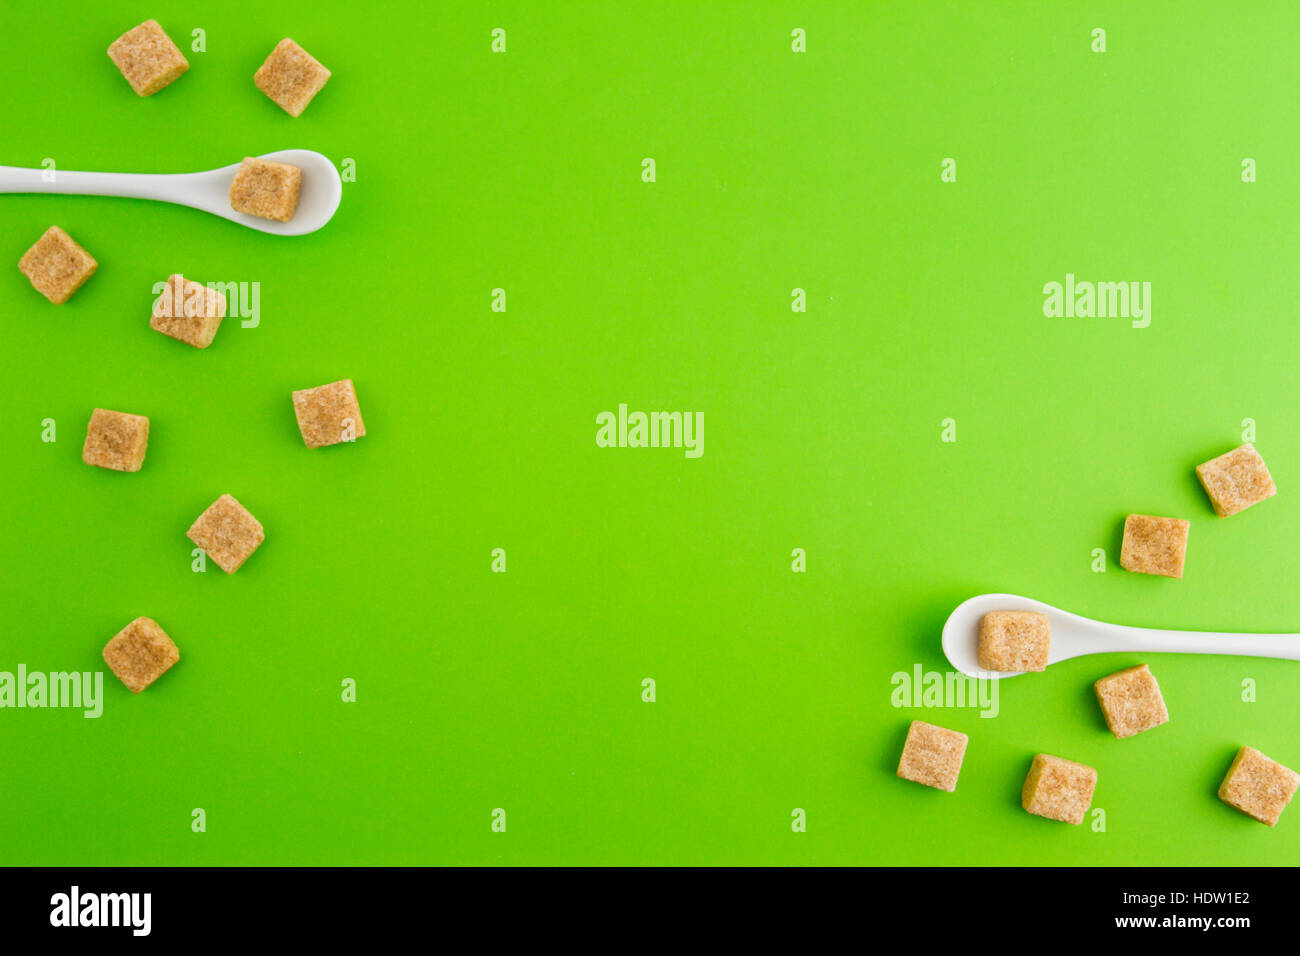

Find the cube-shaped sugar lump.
xmin=107 ymin=20 xmax=189 ymax=96
xmin=229 ymin=157 xmax=302 ymax=222
xmin=1219 ymin=747 xmax=1299 ymax=826
xmin=82 ymin=408 xmax=149 ymax=472
xmin=1094 ymin=664 xmax=1169 ymax=739
xmin=19 ymin=226 xmax=97 ymax=304
xmin=1022 ymin=753 xmax=1097 ymax=825
xmin=254 ymin=38 xmax=331 ymax=117
xmin=1196 ymin=444 xmax=1277 ymax=518
xmin=102 ymin=617 xmax=179 ymax=693
xmin=150 ymin=275 xmax=227 ymax=348
xmin=1120 ymin=514 xmax=1189 ymax=578
xmin=977 ymin=610 xmax=1050 ymax=672
xmin=187 ymin=494 xmax=265 ymax=573
xmin=292 ymin=379 xmax=366 ymax=448
xmin=896 ymin=720 xmax=968 ymax=792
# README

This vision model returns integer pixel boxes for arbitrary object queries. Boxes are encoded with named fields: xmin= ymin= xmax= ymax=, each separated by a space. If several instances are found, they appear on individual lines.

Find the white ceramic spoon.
xmin=943 ymin=593 xmax=1300 ymax=679
xmin=0 ymin=149 xmax=341 ymax=236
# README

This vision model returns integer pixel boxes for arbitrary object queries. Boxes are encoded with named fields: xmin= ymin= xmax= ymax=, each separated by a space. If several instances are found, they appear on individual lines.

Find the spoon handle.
xmin=1099 ymin=624 xmax=1300 ymax=661
xmin=0 ymin=165 xmax=200 ymax=205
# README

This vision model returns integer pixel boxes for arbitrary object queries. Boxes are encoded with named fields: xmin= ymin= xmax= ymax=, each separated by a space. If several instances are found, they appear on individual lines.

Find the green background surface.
xmin=1 ymin=0 xmax=1297 ymax=866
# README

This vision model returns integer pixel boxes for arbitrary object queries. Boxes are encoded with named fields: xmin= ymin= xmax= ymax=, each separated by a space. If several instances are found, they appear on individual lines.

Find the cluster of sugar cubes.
xmin=79 ymin=374 xmax=366 ymax=692
xmin=107 ymin=21 xmax=329 ymax=114
xmin=895 ymin=719 xmax=1099 ymax=825
xmin=896 ymin=717 xmax=1102 ymax=824
xmin=103 ymin=22 xmax=330 ymax=225
xmin=902 ymin=602 xmax=1299 ymax=825
xmin=22 ymin=23 xmax=351 ymax=694
xmin=1118 ymin=443 xmax=1276 ymax=579
xmin=19 ymin=25 xmax=334 ymax=307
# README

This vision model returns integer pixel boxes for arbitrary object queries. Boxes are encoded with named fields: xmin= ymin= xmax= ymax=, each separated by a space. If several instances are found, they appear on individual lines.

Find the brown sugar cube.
xmin=896 ymin=720 xmax=968 ymax=792
xmin=1120 ymin=514 xmax=1189 ymax=578
xmin=1219 ymin=747 xmax=1299 ymax=826
xmin=18 ymin=226 xmax=97 ymax=304
xmin=1022 ymin=754 xmax=1097 ymax=825
xmin=107 ymin=20 xmax=189 ymax=96
xmin=1093 ymin=664 xmax=1169 ymax=739
xmin=82 ymin=408 xmax=150 ymax=472
xmin=292 ymin=379 xmax=366 ymax=449
xmin=187 ymin=494 xmax=265 ymax=574
xmin=977 ymin=611 xmax=1050 ymax=672
xmin=254 ymin=38 xmax=331 ymax=117
xmin=229 ymin=157 xmax=302 ymax=222
xmin=102 ymin=617 xmax=179 ymax=693
xmin=150 ymin=275 xmax=227 ymax=348
xmin=1196 ymin=444 xmax=1277 ymax=518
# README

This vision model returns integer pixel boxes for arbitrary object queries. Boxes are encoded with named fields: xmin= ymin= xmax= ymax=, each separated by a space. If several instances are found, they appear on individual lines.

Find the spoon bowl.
xmin=0 ymin=149 xmax=342 ymax=235
xmin=943 ymin=593 xmax=1300 ymax=679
